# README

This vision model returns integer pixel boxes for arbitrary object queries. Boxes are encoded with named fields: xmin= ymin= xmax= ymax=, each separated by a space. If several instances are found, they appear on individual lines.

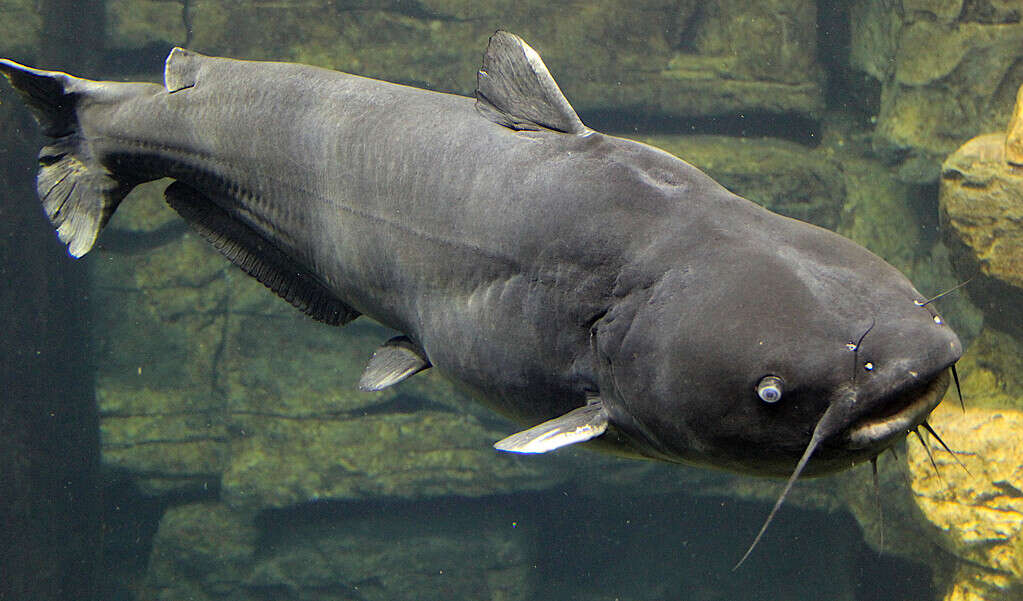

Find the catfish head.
xmin=585 ymin=184 xmax=963 ymax=568
xmin=490 ymin=168 xmax=963 ymax=566
xmin=496 ymin=178 xmax=961 ymax=478
xmin=591 ymin=193 xmax=963 ymax=478
xmin=463 ymin=30 xmax=963 ymax=565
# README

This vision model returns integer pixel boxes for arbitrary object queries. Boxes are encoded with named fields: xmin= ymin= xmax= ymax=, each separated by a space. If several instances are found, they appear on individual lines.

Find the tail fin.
xmin=0 ymin=59 xmax=134 ymax=257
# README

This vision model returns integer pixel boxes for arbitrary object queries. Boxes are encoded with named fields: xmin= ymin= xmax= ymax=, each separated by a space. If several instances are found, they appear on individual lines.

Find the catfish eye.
xmin=756 ymin=376 xmax=784 ymax=403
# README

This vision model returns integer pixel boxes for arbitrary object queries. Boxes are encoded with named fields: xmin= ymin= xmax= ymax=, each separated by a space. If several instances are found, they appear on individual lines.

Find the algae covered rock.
xmin=146 ymin=502 xmax=259 ymax=601
xmin=0 ymin=0 xmax=41 ymax=59
xmin=951 ymin=327 xmax=1023 ymax=411
xmin=145 ymin=498 xmax=534 ymax=601
xmin=850 ymin=0 xmax=1023 ymax=183
xmin=908 ymin=406 xmax=1023 ymax=601
xmin=939 ymin=132 xmax=1023 ymax=338
xmin=106 ymin=0 xmax=824 ymax=120
xmin=1007 ymin=84 xmax=1023 ymax=166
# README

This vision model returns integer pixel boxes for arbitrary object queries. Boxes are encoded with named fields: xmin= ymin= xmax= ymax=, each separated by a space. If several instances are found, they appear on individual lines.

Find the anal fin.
xmin=163 ymin=181 xmax=359 ymax=326
xmin=494 ymin=399 xmax=609 ymax=454
xmin=358 ymin=335 xmax=431 ymax=391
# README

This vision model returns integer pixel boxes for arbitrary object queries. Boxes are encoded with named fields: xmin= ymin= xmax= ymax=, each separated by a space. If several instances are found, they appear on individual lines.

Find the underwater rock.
xmin=908 ymin=406 xmax=1023 ymax=601
xmin=0 ymin=0 xmax=41 ymax=59
xmin=145 ymin=499 xmax=533 ymax=601
xmin=940 ymin=131 xmax=1023 ymax=338
xmin=105 ymin=0 xmax=823 ymax=120
xmin=146 ymin=503 xmax=259 ymax=600
xmin=951 ymin=327 xmax=1023 ymax=412
xmin=850 ymin=0 xmax=1023 ymax=183
xmin=1007 ymin=85 xmax=1023 ymax=166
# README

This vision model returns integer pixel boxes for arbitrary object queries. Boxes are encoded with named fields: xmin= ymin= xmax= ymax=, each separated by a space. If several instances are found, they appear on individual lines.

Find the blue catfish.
xmin=1 ymin=32 xmax=961 ymax=559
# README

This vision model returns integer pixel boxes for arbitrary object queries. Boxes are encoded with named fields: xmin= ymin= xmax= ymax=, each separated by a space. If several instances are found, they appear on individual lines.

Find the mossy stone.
xmin=852 ymin=3 xmax=1023 ymax=184
xmin=105 ymin=0 xmax=823 ymax=119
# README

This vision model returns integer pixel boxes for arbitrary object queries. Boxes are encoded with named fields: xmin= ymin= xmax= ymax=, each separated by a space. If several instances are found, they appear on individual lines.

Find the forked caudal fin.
xmin=0 ymin=59 xmax=149 ymax=257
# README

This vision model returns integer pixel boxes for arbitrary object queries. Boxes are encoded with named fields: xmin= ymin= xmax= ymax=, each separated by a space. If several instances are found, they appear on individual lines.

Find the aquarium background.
xmin=1 ymin=1 xmax=1021 ymax=600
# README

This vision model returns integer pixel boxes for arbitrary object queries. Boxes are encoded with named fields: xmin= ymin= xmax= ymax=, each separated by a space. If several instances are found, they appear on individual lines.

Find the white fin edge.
xmin=494 ymin=401 xmax=609 ymax=454
xmin=358 ymin=335 xmax=431 ymax=391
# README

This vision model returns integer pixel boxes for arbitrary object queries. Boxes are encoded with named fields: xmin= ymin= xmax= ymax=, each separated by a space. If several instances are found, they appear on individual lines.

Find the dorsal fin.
xmin=475 ymin=31 xmax=588 ymax=134
xmin=165 ymin=47 xmax=202 ymax=93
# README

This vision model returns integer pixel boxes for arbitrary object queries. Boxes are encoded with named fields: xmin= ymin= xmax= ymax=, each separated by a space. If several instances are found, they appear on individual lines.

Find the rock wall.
xmin=107 ymin=0 xmax=825 ymax=119
xmin=909 ymin=406 xmax=1023 ymax=601
xmin=940 ymin=87 xmax=1023 ymax=340
xmin=850 ymin=0 xmax=1023 ymax=183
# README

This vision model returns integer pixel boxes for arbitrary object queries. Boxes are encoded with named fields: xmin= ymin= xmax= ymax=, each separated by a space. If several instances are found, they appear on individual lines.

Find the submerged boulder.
xmin=1007 ymin=84 xmax=1023 ymax=166
xmin=939 ymin=91 xmax=1023 ymax=339
xmin=106 ymin=0 xmax=824 ymax=120
xmin=850 ymin=0 xmax=1023 ymax=183
xmin=145 ymin=499 xmax=534 ymax=601
xmin=909 ymin=406 xmax=1023 ymax=601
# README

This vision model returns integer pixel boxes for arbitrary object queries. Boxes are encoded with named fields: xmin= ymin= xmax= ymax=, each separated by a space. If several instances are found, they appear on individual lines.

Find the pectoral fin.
xmin=494 ymin=400 xmax=609 ymax=454
xmin=358 ymin=336 xmax=431 ymax=391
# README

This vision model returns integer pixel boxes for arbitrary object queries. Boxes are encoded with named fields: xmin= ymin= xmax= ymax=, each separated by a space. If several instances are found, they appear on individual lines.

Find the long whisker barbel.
xmin=950 ymin=363 xmax=965 ymax=412
xmin=871 ymin=457 xmax=884 ymax=551
xmin=921 ymin=421 xmax=970 ymax=475
xmin=915 ymin=277 xmax=974 ymax=307
xmin=914 ymin=427 xmax=944 ymax=483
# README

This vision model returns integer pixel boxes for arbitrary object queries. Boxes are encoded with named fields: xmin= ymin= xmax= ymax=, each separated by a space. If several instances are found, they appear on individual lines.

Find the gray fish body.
xmin=126 ymin=53 xmax=643 ymax=422
xmin=0 ymin=33 xmax=962 ymax=479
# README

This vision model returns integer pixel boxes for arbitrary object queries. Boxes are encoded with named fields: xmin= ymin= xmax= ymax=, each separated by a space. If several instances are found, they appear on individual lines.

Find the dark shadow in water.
xmin=0 ymin=4 xmax=105 ymax=598
xmin=254 ymin=488 xmax=934 ymax=601
xmin=97 ymin=474 xmax=220 ymax=600
xmin=527 ymin=488 xmax=935 ymax=601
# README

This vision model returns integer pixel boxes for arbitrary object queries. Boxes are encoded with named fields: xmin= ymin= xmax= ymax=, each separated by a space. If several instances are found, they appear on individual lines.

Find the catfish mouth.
xmin=844 ymin=368 xmax=951 ymax=450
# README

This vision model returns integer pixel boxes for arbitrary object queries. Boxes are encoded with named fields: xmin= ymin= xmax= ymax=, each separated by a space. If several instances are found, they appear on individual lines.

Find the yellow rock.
xmin=940 ymin=130 xmax=1023 ymax=337
xmin=908 ymin=406 xmax=1023 ymax=601
xmin=1007 ymin=84 xmax=1023 ymax=166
